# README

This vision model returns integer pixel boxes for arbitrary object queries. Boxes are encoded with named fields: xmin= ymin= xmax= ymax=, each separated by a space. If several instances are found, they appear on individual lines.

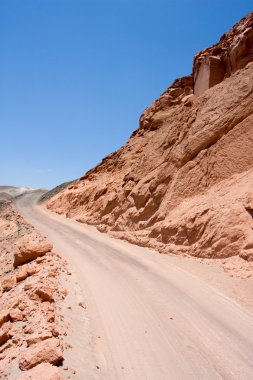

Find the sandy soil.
xmin=16 ymin=191 xmax=253 ymax=380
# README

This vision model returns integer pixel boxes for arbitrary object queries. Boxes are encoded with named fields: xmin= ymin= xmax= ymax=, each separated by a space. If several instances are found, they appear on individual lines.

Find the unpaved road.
xmin=16 ymin=191 xmax=253 ymax=380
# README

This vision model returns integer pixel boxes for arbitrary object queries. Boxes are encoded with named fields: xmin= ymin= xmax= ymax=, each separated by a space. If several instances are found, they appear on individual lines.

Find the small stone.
xmin=26 ymin=262 xmax=38 ymax=276
xmin=51 ymin=326 xmax=59 ymax=337
xmin=36 ymin=257 xmax=45 ymax=263
xmin=16 ymin=266 xmax=29 ymax=282
xmin=10 ymin=309 xmax=23 ymax=322
xmin=2 ymin=276 xmax=16 ymax=291
xmin=24 ymin=283 xmax=33 ymax=291
xmin=0 ymin=310 xmax=10 ymax=328
xmin=78 ymin=301 xmax=86 ymax=309
xmin=0 ymin=322 xmax=11 ymax=346
xmin=35 ymin=286 xmax=55 ymax=302
xmin=69 ymin=367 xmax=76 ymax=374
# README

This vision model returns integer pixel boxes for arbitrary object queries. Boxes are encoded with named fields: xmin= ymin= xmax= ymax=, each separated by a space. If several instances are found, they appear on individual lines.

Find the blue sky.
xmin=1 ymin=0 xmax=252 ymax=189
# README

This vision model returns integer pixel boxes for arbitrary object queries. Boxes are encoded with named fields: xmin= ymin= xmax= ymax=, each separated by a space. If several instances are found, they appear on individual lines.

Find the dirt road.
xmin=16 ymin=191 xmax=253 ymax=380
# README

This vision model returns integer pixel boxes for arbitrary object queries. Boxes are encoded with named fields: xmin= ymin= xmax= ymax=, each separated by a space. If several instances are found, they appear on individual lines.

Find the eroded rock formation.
xmin=194 ymin=12 xmax=253 ymax=95
xmin=0 ymin=196 xmax=68 ymax=379
xmin=46 ymin=13 xmax=253 ymax=268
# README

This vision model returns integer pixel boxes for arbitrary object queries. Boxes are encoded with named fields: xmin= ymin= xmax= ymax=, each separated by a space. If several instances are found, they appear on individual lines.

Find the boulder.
xmin=14 ymin=237 xmax=53 ymax=267
xmin=19 ymin=338 xmax=63 ymax=370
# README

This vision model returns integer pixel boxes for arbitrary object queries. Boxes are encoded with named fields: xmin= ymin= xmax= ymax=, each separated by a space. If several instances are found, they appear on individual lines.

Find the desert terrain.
xmin=16 ymin=190 xmax=253 ymax=380
xmin=1 ymin=11 xmax=253 ymax=380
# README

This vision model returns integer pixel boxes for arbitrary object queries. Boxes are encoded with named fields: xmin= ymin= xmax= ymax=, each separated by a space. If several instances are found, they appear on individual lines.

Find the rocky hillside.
xmin=46 ymin=13 xmax=253 ymax=263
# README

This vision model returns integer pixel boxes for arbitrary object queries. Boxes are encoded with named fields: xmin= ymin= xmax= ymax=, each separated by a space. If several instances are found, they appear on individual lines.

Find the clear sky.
xmin=1 ymin=0 xmax=252 ymax=189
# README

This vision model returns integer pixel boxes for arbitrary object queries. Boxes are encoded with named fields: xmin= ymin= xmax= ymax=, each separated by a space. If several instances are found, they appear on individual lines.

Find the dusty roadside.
xmin=156 ymin=253 xmax=253 ymax=315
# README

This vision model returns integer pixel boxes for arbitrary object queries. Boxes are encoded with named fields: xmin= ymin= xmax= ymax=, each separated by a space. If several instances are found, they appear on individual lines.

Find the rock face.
xmin=46 ymin=13 xmax=253 ymax=266
xmin=194 ymin=12 xmax=253 ymax=95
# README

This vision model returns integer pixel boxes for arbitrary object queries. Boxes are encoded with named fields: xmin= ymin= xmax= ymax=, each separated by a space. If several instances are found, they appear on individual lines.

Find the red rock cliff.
xmin=46 ymin=13 xmax=253 ymax=262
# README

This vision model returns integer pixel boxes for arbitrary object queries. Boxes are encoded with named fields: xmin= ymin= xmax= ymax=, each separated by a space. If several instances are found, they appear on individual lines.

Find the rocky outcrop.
xmin=0 ymin=198 xmax=68 ymax=379
xmin=194 ymin=12 xmax=253 ymax=95
xmin=45 ymin=13 xmax=253 ymax=271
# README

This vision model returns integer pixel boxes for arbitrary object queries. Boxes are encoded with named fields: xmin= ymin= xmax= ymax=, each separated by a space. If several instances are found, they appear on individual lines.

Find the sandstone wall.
xmin=46 ymin=13 xmax=253 ymax=265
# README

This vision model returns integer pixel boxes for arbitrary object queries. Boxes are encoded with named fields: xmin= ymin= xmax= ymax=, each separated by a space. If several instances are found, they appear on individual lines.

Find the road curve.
xmin=16 ymin=191 xmax=253 ymax=380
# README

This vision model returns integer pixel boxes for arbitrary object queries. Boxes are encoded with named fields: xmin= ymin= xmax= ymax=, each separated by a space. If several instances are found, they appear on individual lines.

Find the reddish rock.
xmin=14 ymin=237 xmax=53 ymax=267
xmin=194 ymin=55 xmax=226 ymax=96
xmin=19 ymin=338 xmax=63 ymax=370
xmin=0 ymin=310 xmax=10 ymax=328
xmin=16 ymin=362 xmax=66 ymax=380
xmin=240 ymin=249 xmax=253 ymax=262
xmin=16 ymin=263 xmax=38 ymax=282
xmin=0 ymin=322 xmax=11 ymax=346
xmin=194 ymin=12 xmax=253 ymax=95
xmin=24 ymin=283 xmax=33 ymax=291
xmin=35 ymin=286 xmax=55 ymax=302
xmin=16 ymin=266 xmax=29 ymax=282
xmin=10 ymin=309 xmax=23 ymax=322
xmin=26 ymin=262 xmax=38 ymax=276
xmin=26 ymin=331 xmax=53 ymax=346
xmin=2 ymin=275 xmax=16 ymax=291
